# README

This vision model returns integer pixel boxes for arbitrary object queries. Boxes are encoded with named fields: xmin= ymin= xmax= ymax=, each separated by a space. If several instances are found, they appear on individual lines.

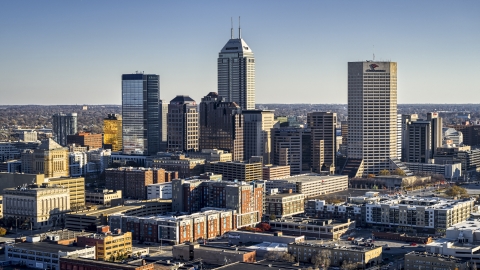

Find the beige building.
xmin=189 ymin=149 xmax=232 ymax=162
xmin=77 ymin=227 xmax=132 ymax=261
xmin=264 ymin=192 xmax=305 ymax=218
xmin=264 ymin=174 xmax=349 ymax=198
xmin=288 ymin=242 xmax=382 ymax=267
xmin=0 ymin=172 xmax=45 ymax=194
xmin=3 ymin=185 xmax=70 ymax=230
xmin=152 ymin=155 xmax=205 ymax=178
xmin=21 ymin=138 xmax=69 ymax=178
xmin=243 ymin=110 xmax=275 ymax=164
xmin=205 ymin=161 xmax=262 ymax=181
xmin=262 ymin=165 xmax=290 ymax=180
xmin=405 ymin=251 xmax=469 ymax=270
xmin=46 ymin=176 xmax=85 ymax=211
xmin=85 ymin=189 xmax=123 ymax=206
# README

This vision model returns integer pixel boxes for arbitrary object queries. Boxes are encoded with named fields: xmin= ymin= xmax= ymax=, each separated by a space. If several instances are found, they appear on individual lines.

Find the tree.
xmin=0 ymin=227 xmax=6 ymax=236
xmin=311 ymin=249 xmax=331 ymax=269
xmin=264 ymin=251 xmax=295 ymax=262
xmin=393 ymin=168 xmax=406 ymax=176
xmin=256 ymin=222 xmax=271 ymax=232
xmin=269 ymin=214 xmax=277 ymax=221
xmin=367 ymin=174 xmax=375 ymax=179
xmin=379 ymin=169 xmax=390 ymax=176
xmin=445 ymin=185 xmax=468 ymax=198
xmin=341 ymin=260 xmax=358 ymax=270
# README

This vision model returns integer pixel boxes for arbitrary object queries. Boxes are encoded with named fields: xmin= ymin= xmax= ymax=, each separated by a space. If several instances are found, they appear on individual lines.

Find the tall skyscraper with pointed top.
xmin=218 ymin=21 xmax=255 ymax=110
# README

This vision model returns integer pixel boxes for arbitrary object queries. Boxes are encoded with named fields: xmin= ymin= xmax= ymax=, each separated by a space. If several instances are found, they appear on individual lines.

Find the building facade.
xmin=122 ymin=73 xmax=160 ymax=155
xmin=3 ymin=185 xmax=70 ymax=230
xmin=167 ymin=95 xmax=199 ymax=152
xmin=264 ymin=192 xmax=305 ymax=219
xmin=67 ymin=132 xmax=103 ymax=150
xmin=347 ymin=61 xmax=398 ymax=175
xmin=243 ymin=110 xmax=274 ymax=164
xmin=21 ymin=139 xmax=69 ymax=178
xmin=46 ymin=177 xmax=85 ymax=211
xmin=205 ymin=161 xmax=262 ymax=182
xmin=264 ymin=174 xmax=349 ymax=198
xmin=199 ymin=92 xmax=244 ymax=161
xmin=103 ymin=114 xmax=123 ymax=151
xmin=53 ymin=113 xmax=78 ymax=146
xmin=218 ymin=27 xmax=255 ymax=110
xmin=105 ymin=167 xmax=165 ymax=200
xmin=76 ymin=228 xmax=132 ymax=261
xmin=271 ymin=127 xmax=311 ymax=175
xmin=307 ymin=112 xmax=337 ymax=173
xmin=146 ymin=183 xmax=172 ymax=200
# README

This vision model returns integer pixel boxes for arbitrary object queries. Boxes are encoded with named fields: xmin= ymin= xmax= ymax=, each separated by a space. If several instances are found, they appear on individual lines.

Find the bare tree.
xmin=311 ymin=249 xmax=331 ymax=269
xmin=264 ymin=251 xmax=295 ymax=262
xmin=341 ymin=260 xmax=358 ymax=270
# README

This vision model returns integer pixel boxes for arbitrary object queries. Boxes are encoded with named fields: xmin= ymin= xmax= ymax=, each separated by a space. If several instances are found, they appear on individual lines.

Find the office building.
xmin=269 ymin=218 xmax=355 ymax=240
xmin=105 ymin=167 xmax=165 ymax=200
xmin=173 ymin=243 xmax=256 ymax=265
xmin=167 ymin=95 xmax=199 ymax=152
xmin=307 ymin=112 xmax=337 ymax=173
xmin=443 ymin=127 xmax=463 ymax=145
xmin=13 ymin=129 xmax=38 ymax=142
xmin=21 ymin=138 xmax=69 ymax=178
xmin=243 ymin=110 xmax=274 ymax=163
xmin=159 ymin=99 xmax=168 ymax=151
xmin=189 ymin=148 xmax=233 ymax=162
xmin=288 ymin=242 xmax=382 ymax=267
xmin=5 ymin=241 xmax=95 ymax=270
xmin=405 ymin=162 xmax=462 ymax=179
xmin=271 ymin=127 xmax=311 ymax=175
xmin=262 ymin=165 xmax=291 ymax=180
xmin=347 ymin=61 xmax=399 ymax=175
xmin=53 ymin=113 xmax=78 ymax=146
xmin=405 ymin=120 xmax=433 ymax=163
xmin=3 ymin=185 xmax=70 ymax=230
xmin=103 ymin=114 xmax=123 ymax=151
xmin=152 ymin=155 xmax=204 ymax=178
xmin=448 ymin=124 xmax=480 ymax=147
xmin=171 ymin=179 xmax=264 ymax=226
xmin=110 ymin=209 xmax=236 ymax=245
xmin=0 ymin=173 xmax=44 ymax=194
xmin=218 ymin=25 xmax=255 ymax=110
xmin=434 ymin=145 xmax=480 ymax=173
xmin=428 ymin=112 xmax=443 ymax=156
xmin=46 ymin=176 xmax=85 ymax=211
xmin=199 ymin=92 xmax=244 ymax=161
xmin=122 ymin=73 xmax=160 ymax=155
xmin=76 ymin=226 xmax=132 ymax=261
xmin=401 ymin=114 xmax=419 ymax=161
xmin=264 ymin=174 xmax=348 ymax=198
xmin=205 ymin=161 xmax=262 ymax=182
xmin=67 ymin=132 xmax=103 ymax=149
xmin=85 ymin=189 xmax=123 ymax=206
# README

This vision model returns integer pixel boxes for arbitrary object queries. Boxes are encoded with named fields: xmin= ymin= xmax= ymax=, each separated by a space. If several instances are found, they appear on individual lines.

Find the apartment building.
xmin=404 ymin=251 xmax=470 ymax=270
xmin=269 ymin=218 xmax=355 ymax=240
xmin=109 ymin=209 xmax=236 ymax=244
xmin=264 ymin=192 xmax=305 ymax=218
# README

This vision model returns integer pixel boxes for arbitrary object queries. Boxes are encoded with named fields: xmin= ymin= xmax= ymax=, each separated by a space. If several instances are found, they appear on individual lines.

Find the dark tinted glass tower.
xmin=52 ymin=113 xmax=77 ymax=146
xmin=122 ymin=73 xmax=160 ymax=155
xmin=199 ymin=92 xmax=244 ymax=161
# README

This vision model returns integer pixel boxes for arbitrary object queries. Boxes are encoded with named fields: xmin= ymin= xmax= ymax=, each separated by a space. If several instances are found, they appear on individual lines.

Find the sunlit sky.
xmin=1 ymin=1 xmax=479 ymax=105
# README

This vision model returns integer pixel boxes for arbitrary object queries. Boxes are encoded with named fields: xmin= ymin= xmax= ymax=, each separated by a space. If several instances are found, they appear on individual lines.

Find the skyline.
xmin=1 ymin=1 xmax=479 ymax=105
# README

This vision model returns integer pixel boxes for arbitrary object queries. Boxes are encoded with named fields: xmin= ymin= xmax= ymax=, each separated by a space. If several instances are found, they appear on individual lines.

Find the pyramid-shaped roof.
xmin=38 ymin=138 xmax=64 ymax=150
xmin=220 ymin=38 xmax=253 ymax=54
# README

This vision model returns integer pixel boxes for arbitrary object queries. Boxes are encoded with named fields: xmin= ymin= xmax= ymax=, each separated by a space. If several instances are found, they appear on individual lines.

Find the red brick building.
xmin=105 ymin=167 xmax=166 ymax=200
xmin=67 ymin=132 xmax=103 ymax=149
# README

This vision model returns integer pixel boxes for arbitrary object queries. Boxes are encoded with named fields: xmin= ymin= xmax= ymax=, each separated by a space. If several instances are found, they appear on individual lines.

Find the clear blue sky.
xmin=1 ymin=1 xmax=479 ymax=105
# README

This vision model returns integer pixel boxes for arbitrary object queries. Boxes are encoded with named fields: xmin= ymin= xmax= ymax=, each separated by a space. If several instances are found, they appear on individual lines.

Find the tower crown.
xmin=220 ymin=38 xmax=252 ymax=54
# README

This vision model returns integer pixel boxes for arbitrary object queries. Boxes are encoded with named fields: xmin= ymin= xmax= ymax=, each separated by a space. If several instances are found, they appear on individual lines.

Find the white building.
xmin=264 ymin=174 xmax=348 ymax=198
xmin=218 ymin=25 xmax=255 ymax=110
xmin=85 ymin=189 xmax=122 ymax=206
xmin=3 ymin=186 xmax=70 ymax=230
xmin=347 ymin=61 xmax=399 ymax=175
xmin=405 ymin=162 xmax=462 ymax=179
xmin=69 ymin=151 xmax=87 ymax=177
xmin=5 ymin=240 xmax=95 ymax=270
xmin=443 ymin=127 xmax=464 ymax=146
xmin=147 ymin=182 xmax=172 ymax=200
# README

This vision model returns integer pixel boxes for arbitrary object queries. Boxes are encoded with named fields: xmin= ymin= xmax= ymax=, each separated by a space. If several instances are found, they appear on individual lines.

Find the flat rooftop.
xmin=8 ymin=242 xmax=92 ymax=253
xmin=266 ymin=193 xmax=304 ymax=199
xmin=274 ymin=174 xmax=347 ymax=183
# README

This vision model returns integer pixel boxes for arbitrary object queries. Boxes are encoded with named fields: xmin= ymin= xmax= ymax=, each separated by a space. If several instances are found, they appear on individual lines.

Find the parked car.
xmin=410 ymin=242 xmax=417 ymax=246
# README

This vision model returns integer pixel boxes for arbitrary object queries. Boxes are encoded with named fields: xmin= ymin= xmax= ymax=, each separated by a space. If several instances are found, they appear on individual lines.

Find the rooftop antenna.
xmin=230 ymin=17 xmax=233 ymax=39
xmin=238 ymin=16 xmax=241 ymax=39
xmin=373 ymin=45 xmax=375 ymax=61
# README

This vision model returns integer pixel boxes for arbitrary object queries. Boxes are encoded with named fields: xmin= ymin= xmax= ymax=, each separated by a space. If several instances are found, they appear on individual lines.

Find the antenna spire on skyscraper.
xmin=231 ymin=17 xmax=233 ymax=39
xmin=238 ymin=16 xmax=241 ymax=39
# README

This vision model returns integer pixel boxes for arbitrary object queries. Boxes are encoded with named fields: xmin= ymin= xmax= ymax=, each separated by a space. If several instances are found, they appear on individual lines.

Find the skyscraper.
xmin=167 ymin=95 xmax=199 ymax=152
xmin=218 ymin=25 xmax=255 ymax=110
xmin=121 ymin=73 xmax=160 ymax=155
xmin=103 ymin=114 xmax=122 ymax=152
xmin=243 ymin=110 xmax=275 ymax=164
xmin=159 ymin=99 xmax=168 ymax=151
xmin=52 ymin=113 xmax=77 ymax=146
xmin=307 ymin=112 xmax=337 ymax=173
xmin=347 ymin=61 xmax=398 ymax=175
xmin=199 ymin=92 xmax=244 ymax=161
xmin=405 ymin=120 xmax=432 ymax=163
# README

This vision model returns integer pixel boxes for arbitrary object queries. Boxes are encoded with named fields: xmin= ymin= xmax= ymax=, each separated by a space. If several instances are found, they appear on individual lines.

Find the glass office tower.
xmin=122 ymin=73 xmax=160 ymax=155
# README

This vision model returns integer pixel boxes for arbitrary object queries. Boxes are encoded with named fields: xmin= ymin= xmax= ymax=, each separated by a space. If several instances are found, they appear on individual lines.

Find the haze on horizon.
xmin=0 ymin=1 xmax=479 ymax=105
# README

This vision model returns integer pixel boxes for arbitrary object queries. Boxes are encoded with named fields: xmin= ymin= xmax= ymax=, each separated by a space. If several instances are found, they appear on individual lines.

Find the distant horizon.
xmin=2 ymin=103 xmax=480 ymax=106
